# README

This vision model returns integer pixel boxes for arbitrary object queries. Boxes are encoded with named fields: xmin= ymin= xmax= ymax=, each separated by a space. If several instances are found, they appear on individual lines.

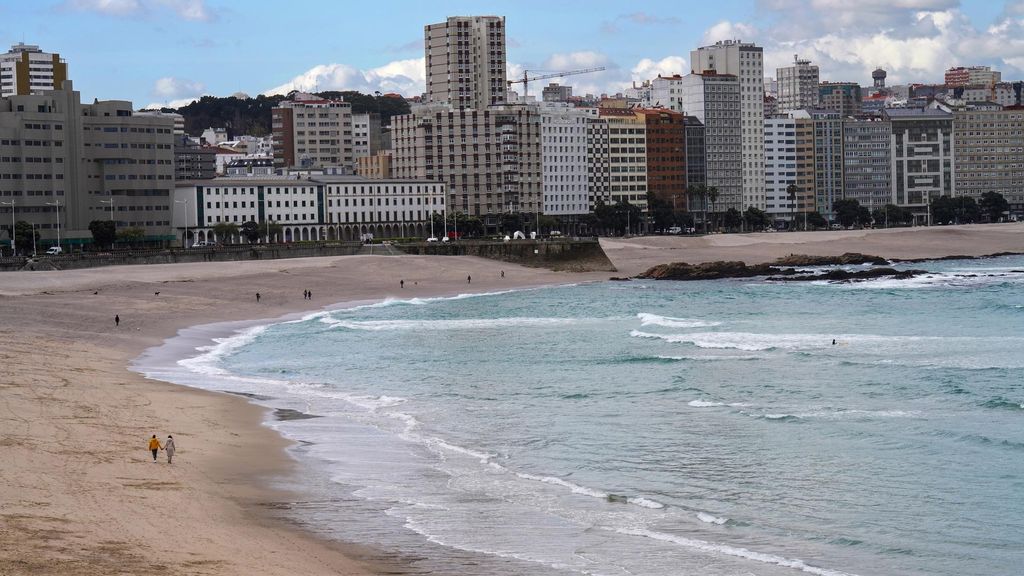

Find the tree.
xmin=116 ymin=226 xmax=146 ymax=246
xmin=499 ymin=212 xmax=523 ymax=234
xmin=213 ymin=222 xmax=239 ymax=244
xmin=258 ymin=221 xmax=283 ymax=243
xmin=872 ymin=204 xmax=912 ymax=227
xmin=832 ymin=198 xmax=862 ymax=228
xmin=13 ymin=221 xmax=38 ymax=255
xmin=615 ymin=200 xmax=642 ymax=235
xmin=930 ymin=195 xmax=956 ymax=225
xmin=706 ymin=186 xmax=719 ymax=232
xmin=88 ymin=220 xmax=117 ymax=250
xmin=806 ymin=211 xmax=827 ymax=229
xmin=956 ymin=196 xmax=981 ymax=224
xmin=743 ymin=207 xmax=769 ymax=231
xmin=857 ymin=206 xmax=873 ymax=228
xmin=786 ymin=183 xmax=799 ymax=229
xmin=723 ymin=208 xmax=743 ymax=231
xmin=647 ymin=191 xmax=674 ymax=232
xmin=240 ymin=220 xmax=262 ymax=244
xmin=979 ymin=191 xmax=1010 ymax=223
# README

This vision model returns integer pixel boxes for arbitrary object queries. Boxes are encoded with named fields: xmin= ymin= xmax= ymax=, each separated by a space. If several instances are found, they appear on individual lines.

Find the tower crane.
xmin=506 ymin=67 xmax=606 ymax=97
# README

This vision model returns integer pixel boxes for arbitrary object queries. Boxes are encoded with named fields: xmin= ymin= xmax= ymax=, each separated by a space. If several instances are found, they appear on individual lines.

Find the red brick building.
xmin=636 ymin=109 xmax=687 ymax=211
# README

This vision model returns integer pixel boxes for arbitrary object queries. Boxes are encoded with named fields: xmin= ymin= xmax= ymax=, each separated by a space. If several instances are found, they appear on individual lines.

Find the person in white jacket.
xmin=165 ymin=435 xmax=176 ymax=464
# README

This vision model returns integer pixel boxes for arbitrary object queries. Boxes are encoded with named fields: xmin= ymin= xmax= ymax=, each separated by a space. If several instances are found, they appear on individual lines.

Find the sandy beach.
xmin=1 ymin=223 xmax=1021 ymax=575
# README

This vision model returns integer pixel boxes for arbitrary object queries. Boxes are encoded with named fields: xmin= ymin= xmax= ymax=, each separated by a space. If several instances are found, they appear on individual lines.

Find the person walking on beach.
xmin=256 ymin=292 xmax=261 ymax=303
xmin=303 ymin=289 xmax=308 ymax=300
xmin=307 ymin=290 xmax=312 ymax=300
xmin=467 ymin=275 xmax=471 ymax=284
xmin=148 ymin=435 xmax=162 ymax=462
xmin=400 ymin=279 xmax=404 ymax=289
xmin=501 ymin=270 xmax=505 ymax=279
xmin=115 ymin=314 xmax=120 ymax=327
xmin=164 ymin=435 xmax=176 ymax=464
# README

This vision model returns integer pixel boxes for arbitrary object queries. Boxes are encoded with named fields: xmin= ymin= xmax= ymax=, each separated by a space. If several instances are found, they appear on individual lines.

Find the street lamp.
xmin=45 ymin=200 xmax=61 ymax=251
xmin=174 ymin=199 xmax=189 ymax=248
xmin=0 ymin=200 xmax=14 ymax=256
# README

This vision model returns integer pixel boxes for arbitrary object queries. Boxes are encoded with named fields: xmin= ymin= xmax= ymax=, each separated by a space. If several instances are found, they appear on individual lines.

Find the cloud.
xmin=151 ymin=76 xmax=205 ymax=99
xmin=62 ymin=0 xmax=213 ymax=21
xmin=263 ymin=58 xmax=425 ymax=97
xmin=701 ymin=20 xmax=760 ymax=45
xmin=631 ymin=56 xmax=689 ymax=79
xmin=143 ymin=96 xmax=203 ymax=110
xmin=602 ymin=12 xmax=681 ymax=34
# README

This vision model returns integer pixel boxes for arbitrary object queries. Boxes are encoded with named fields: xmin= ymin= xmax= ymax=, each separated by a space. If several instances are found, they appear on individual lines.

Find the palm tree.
xmin=706 ymin=186 xmax=719 ymax=233
xmin=786 ymin=183 xmax=798 ymax=231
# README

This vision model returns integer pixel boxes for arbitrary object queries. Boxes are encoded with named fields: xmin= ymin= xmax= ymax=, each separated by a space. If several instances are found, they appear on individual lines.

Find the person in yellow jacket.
xmin=148 ymin=434 xmax=163 ymax=462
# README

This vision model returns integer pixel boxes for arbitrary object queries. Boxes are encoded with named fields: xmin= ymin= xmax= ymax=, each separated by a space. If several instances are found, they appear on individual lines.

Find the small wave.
xmin=177 ymin=324 xmax=269 ymax=376
xmin=322 ymin=316 xmax=582 ymax=331
xmin=981 ymin=397 xmax=1024 ymax=410
xmin=697 ymin=511 xmax=729 ymax=525
xmin=561 ymin=393 xmax=590 ymax=400
xmin=515 ymin=472 xmax=608 ymax=499
xmin=656 ymin=354 xmax=764 ymax=362
xmin=612 ymin=527 xmax=857 ymax=576
xmin=762 ymin=413 xmax=801 ymax=422
xmin=636 ymin=312 xmax=721 ymax=329
xmin=688 ymin=400 xmax=725 ymax=408
xmin=629 ymin=497 xmax=666 ymax=509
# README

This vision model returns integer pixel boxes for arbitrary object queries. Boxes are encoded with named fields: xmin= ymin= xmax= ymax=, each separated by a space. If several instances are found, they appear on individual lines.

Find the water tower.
xmin=872 ymin=68 xmax=887 ymax=89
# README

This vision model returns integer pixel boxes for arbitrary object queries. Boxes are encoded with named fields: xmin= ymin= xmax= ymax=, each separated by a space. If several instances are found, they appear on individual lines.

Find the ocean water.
xmin=143 ymin=256 xmax=1024 ymax=576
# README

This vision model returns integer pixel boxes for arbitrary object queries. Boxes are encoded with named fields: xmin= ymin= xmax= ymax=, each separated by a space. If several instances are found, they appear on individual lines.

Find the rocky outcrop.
xmin=766 ymin=267 xmax=928 ymax=282
xmin=772 ymin=252 xmax=889 ymax=266
xmin=637 ymin=260 xmax=778 ymax=280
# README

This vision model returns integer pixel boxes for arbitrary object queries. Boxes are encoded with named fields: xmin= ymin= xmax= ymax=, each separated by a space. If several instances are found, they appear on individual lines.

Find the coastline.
xmin=1 ymin=225 xmax=1022 ymax=575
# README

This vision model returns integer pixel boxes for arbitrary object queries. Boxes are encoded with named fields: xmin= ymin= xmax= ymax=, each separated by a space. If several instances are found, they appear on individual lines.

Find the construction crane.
xmin=506 ymin=67 xmax=606 ymax=97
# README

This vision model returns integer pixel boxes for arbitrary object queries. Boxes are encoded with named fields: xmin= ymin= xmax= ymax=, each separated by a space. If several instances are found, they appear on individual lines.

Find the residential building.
xmin=624 ymin=80 xmax=653 ymax=107
xmin=391 ymin=103 xmax=541 ymax=228
xmin=0 ymin=81 xmax=175 ymax=250
xmin=425 ymin=16 xmax=506 ymax=109
xmin=352 ymin=112 xmax=382 ymax=159
xmin=201 ymin=127 xmax=228 ymax=146
xmin=883 ymin=107 xmax=955 ymax=222
xmin=599 ymin=108 xmax=647 ymax=209
xmin=945 ymin=66 xmax=1001 ymax=88
xmin=763 ymin=116 xmax=799 ymax=222
xmin=678 ymin=71 xmax=743 ymax=213
xmin=586 ymin=117 xmax=610 ymax=208
xmin=136 ymin=110 xmax=185 ymax=135
xmin=807 ymin=109 xmax=845 ymax=219
xmin=542 ymin=83 xmax=573 ymax=102
xmin=272 ymin=93 xmax=354 ymax=171
xmin=0 ymin=43 xmax=68 ymax=98
xmin=225 ymin=157 xmax=275 ymax=177
xmin=651 ymin=75 xmax=686 ymax=112
xmin=637 ymin=109 xmax=686 ymax=211
xmin=691 ymin=39 xmax=765 ymax=210
xmin=539 ymin=102 xmax=592 ymax=217
xmin=776 ymin=55 xmax=819 ymax=112
xmin=953 ymin=105 xmax=1024 ymax=208
xmin=819 ymin=82 xmax=862 ymax=117
xmin=683 ymin=115 xmax=705 ymax=192
xmin=764 ymin=95 xmax=778 ymax=117
xmin=356 ymin=151 xmax=393 ymax=179
xmin=792 ymin=116 xmax=817 ymax=219
xmin=958 ymin=83 xmax=1017 ymax=107
xmin=843 ymin=117 xmax=892 ymax=210
xmin=172 ymin=176 xmax=445 ymax=245
xmin=174 ymin=135 xmax=216 ymax=180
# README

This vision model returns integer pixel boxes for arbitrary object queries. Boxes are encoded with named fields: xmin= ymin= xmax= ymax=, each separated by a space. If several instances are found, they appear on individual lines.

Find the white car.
xmin=667 ymin=226 xmax=682 ymax=235
xmin=192 ymin=241 xmax=211 ymax=247
xmin=45 ymin=246 xmax=63 ymax=255
xmin=426 ymin=237 xmax=439 ymax=242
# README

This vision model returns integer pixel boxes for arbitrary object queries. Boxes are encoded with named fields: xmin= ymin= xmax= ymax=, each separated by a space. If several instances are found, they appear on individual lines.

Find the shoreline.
xmin=1 ymin=225 xmax=1022 ymax=574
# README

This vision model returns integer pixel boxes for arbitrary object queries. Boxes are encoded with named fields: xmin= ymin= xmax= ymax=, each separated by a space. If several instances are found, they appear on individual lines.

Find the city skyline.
xmin=1 ymin=1 xmax=1021 ymax=108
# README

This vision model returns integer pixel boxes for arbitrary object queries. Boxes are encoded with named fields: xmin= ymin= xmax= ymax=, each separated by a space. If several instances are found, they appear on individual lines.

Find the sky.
xmin=2 ymin=1 xmax=1023 ymax=109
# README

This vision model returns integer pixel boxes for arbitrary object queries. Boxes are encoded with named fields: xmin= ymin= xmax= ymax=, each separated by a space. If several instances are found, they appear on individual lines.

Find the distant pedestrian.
xmin=832 ymin=339 xmax=836 ymax=345
xmin=500 ymin=270 xmax=505 ymax=279
xmin=115 ymin=314 xmax=120 ymax=327
xmin=164 ymin=435 xmax=176 ymax=464
xmin=400 ymin=279 xmax=405 ymax=289
xmin=307 ymin=290 xmax=312 ymax=300
xmin=467 ymin=275 xmax=471 ymax=284
xmin=148 ymin=434 xmax=162 ymax=462
xmin=303 ymin=289 xmax=308 ymax=300
xmin=256 ymin=292 xmax=261 ymax=303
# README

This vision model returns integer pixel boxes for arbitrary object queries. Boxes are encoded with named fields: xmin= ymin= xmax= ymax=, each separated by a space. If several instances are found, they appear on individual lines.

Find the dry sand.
xmin=0 ymin=224 xmax=1021 ymax=575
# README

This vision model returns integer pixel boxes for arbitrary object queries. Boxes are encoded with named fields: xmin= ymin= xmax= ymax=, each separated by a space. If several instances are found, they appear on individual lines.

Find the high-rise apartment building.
xmin=683 ymin=116 xmax=705 ymax=192
xmin=425 ymin=16 xmax=506 ymax=109
xmin=807 ymin=109 xmax=845 ymax=219
xmin=352 ymin=112 xmax=382 ymax=160
xmin=539 ymin=102 xmax=592 ymax=217
xmin=586 ymin=117 xmax=610 ymax=208
xmin=0 ymin=82 xmax=175 ymax=250
xmin=954 ymin=105 xmax=1024 ymax=206
xmin=763 ymin=116 xmax=799 ymax=222
xmin=0 ymin=43 xmax=68 ymax=98
xmin=391 ymin=104 xmax=541 ymax=227
xmin=650 ymin=75 xmax=686 ymax=112
xmin=599 ymin=108 xmax=648 ymax=209
xmin=272 ymin=94 xmax=353 ymax=171
xmin=637 ymin=109 xmax=686 ymax=210
xmin=843 ymin=118 xmax=891 ymax=210
xmin=542 ymin=83 xmax=573 ymax=103
xmin=945 ymin=66 xmax=1001 ymax=88
xmin=678 ymin=71 xmax=743 ymax=213
xmin=776 ymin=55 xmax=819 ymax=112
xmin=883 ymin=107 xmax=955 ymax=222
xmin=691 ymin=40 xmax=765 ymax=210
xmin=818 ymin=82 xmax=862 ymax=117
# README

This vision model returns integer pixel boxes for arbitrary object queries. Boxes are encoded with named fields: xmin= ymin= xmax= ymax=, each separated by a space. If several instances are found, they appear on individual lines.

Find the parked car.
xmin=426 ymin=237 xmax=439 ymax=242
xmin=667 ymin=226 xmax=683 ymax=235
xmin=192 ymin=241 xmax=211 ymax=247
xmin=45 ymin=246 xmax=63 ymax=255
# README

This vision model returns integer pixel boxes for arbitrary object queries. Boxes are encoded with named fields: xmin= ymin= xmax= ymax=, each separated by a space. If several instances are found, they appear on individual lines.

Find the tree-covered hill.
xmin=166 ymin=91 xmax=411 ymax=138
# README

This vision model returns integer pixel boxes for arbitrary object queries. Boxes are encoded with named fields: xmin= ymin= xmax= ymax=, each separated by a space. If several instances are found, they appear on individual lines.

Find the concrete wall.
xmin=398 ymin=239 xmax=616 ymax=272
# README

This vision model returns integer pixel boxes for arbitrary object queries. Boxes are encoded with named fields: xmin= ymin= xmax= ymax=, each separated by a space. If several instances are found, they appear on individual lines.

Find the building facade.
xmin=425 ymin=16 xmax=506 ymax=109
xmin=637 ymin=109 xmax=686 ymax=210
xmin=0 ymin=43 xmax=67 ymax=98
xmin=542 ymin=83 xmax=572 ymax=102
xmin=352 ymin=112 xmax=382 ymax=159
xmin=586 ymin=117 xmax=610 ymax=208
xmin=884 ymin=107 xmax=955 ymax=221
xmin=539 ymin=102 xmax=591 ymax=216
xmin=776 ymin=55 xmax=819 ymax=112
xmin=843 ymin=118 xmax=892 ymax=210
xmin=945 ymin=66 xmax=1001 ymax=88
xmin=599 ymin=108 xmax=647 ymax=209
xmin=763 ymin=116 xmax=798 ymax=222
xmin=809 ymin=110 xmax=845 ymax=219
xmin=691 ymin=40 xmax=765 ymax=210
xmin=819 ymin=82 xmax=862 ymax=117
xmin=650 ymin=75 xmax=686 ymax=112
xmin=174 ymin=135 xmax=216 ymax=180
xmin=173 ymin=176 xmax=445 ymax=245
xmin=953 ymin=106 xmax=1024 ymax=206
xmin=678 ymin=71 xmax=743 ymax=213
xmin=0 ymin=82 xmax=175 ymax=251
xmin=683 ymin=116 xmax=706 ymax=193
xmin=272 ymin=94 xmax=353 ymax=171
xmin=356 ymin=151 xmax=393 ymax=179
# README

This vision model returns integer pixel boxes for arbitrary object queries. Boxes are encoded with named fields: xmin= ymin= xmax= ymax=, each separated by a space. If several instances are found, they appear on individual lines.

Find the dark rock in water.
xmin=607 ymin=494 xmax=629 ymax=503
xmin=608 ymin=276 xmax=632 ymax=281
xmin=767 ymin=268 xmax=928 ymax=283
xmin=773 ymin=252 xmax=889 ymax=266
xmin=637 ymin=260 xmax=778 ymax=281
xmin=274 ymin=408 xmax=321 ymax=421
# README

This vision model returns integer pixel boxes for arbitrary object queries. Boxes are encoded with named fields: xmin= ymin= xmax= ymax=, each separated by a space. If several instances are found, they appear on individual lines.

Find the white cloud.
xmin=143 ymin=96 xmax=202 ymax=110
xmin=702 ymin=20 xmax=760 ymax=46
xmin=152 ymin=76 xmax=205 ymax=99
xmin=263 ymin=58 xmax=425 ymax=97
xmin=631 ymin=56 xmax=689 ymax=80
xmin=63 ymin=0 xmax=213 ymax=21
